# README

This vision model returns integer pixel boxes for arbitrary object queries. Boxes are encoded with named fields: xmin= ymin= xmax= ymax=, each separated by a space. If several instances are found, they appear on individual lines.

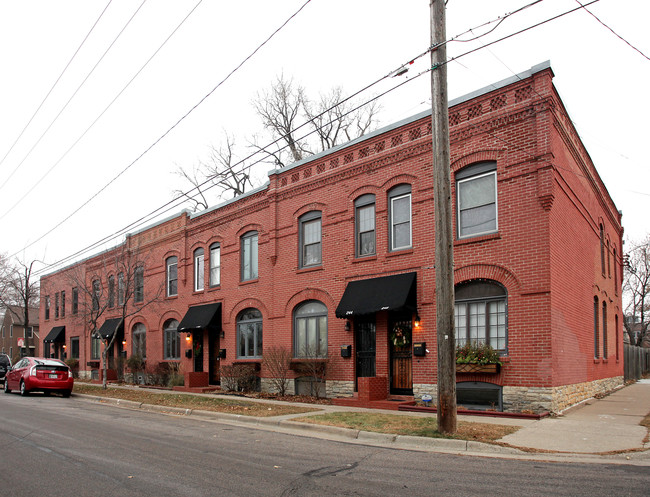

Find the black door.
xmin=193 ymin=330 xmax=204 ymax=372
xmin=389 ymin=314 xmax=413 ymax=395
xmin=355 ymin=318 xmax=376 ymax=389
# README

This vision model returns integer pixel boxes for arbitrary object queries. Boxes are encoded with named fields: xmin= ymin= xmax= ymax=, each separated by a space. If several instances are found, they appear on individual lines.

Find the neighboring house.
xmin=0 ymin=305 xmax=40 ymax=361
xmin=40 ymin=62 xmax=623 ymax=413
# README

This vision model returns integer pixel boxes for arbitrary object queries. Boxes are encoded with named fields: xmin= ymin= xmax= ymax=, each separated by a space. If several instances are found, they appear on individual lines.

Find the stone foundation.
xmin=412 ymin=383 xmax=437 ymax=400
xmin=326 ymin=380 xmax=354 ymax=398
xmin=260 ymin=377 xmax=296 ymax=396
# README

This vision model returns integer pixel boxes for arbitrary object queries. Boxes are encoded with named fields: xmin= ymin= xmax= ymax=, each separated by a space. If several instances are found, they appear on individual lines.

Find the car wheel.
xmin=3 ymin=380 xmax=10 ymax=394
xmin=19 ymin=381 xmax=28 ymax=396
xmin=62 ymin=390 xmax=71 ymax=398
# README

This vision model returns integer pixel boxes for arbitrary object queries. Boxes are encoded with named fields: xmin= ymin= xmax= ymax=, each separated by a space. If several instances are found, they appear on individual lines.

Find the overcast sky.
xmin=0 ymin=0 xmax=647 ymax=275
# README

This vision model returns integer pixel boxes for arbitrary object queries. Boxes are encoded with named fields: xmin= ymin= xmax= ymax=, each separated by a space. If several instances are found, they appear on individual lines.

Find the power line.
xmin=33 ymin=0 xmax=578 ymax=274
xmin=0 ymin=0 xmax=147 ymax=196
xmin=0 ymin=0 xmax=114 ymax=185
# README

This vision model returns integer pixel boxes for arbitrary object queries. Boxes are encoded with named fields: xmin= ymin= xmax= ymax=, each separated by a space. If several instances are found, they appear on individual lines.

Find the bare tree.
xmin=0 ymin=255 xmax=39 ymax=354
xmin=70 ymin=242 xmax=163 ymax=388
xmin=175 ymin=74 xmax=381 ymax=209
xmin=623 ymin=236 xmax=650 ymax=345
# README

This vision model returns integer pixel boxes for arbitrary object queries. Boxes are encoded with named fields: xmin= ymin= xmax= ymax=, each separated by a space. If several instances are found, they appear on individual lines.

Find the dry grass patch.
xmin=73 ymin=383 xmax=318 ymax=417
xmin=292 ymin=412 xmax=519 ymax=443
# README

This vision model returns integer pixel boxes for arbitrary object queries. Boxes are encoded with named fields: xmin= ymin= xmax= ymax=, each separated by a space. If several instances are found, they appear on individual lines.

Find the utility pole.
xmin=430 ymin=0 xmax=457 ymax=434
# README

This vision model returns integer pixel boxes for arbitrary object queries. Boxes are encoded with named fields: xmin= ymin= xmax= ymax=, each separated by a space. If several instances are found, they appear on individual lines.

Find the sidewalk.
xmin=76 ymin=380 xmax=650 ymax=465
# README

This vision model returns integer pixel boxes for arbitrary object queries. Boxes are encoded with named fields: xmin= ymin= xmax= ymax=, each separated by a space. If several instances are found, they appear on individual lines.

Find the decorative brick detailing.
xmin=490 ymin=94 xmax=507 ymax=110
xmin=468 ymin=103 xmax=483 ymax=120
xmin=343 ymin=152 xmax=354 ymax=164
xmin=514 ymin=85 xmax=532 ymax=102
xmin=359 ymin=147 xmax=369 ymax=159
xmin=408 ymin=127 xmax=422 ymax=141
xmin=374 ymin=141 xmax=385 ymax=153
xmin=329 ymin=157 xmax=339 ymax=169
xmin=357 ymin=376 xmax=388 ymax=402
xmin=390 ymin=134 xmax=402 ymax=147
xmin=316 ymin=163 xmax=325 ymax=174
xmin=449 ymin=112 xmax=462 ymax=126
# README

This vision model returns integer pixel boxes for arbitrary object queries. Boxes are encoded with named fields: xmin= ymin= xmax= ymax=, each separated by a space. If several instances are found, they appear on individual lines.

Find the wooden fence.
xmin=624 ymin=344 xmax=650 ymax=381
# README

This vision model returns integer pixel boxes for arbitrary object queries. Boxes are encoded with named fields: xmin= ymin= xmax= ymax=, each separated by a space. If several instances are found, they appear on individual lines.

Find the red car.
xmin=3 ymin=357 xmax=73 ymax=397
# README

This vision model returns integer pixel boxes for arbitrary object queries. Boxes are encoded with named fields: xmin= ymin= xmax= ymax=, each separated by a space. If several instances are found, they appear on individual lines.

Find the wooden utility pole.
xmin=430 ymin=0 xmax=457 ymax=434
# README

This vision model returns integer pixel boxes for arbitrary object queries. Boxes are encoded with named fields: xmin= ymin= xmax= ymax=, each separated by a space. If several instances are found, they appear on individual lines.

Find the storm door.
xmin=389 ymin=313 xmax=413 ymax=395
xmin=355 ymin=318 xmax=376 ymax=389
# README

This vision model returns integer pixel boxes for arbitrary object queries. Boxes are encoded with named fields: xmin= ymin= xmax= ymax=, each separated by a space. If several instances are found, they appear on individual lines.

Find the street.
xmin=0 ymin=393 xmax=647 ymax=496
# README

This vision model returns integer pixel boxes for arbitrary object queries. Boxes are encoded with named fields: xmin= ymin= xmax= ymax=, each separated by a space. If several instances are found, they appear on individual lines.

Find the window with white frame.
xmin=134 ymin=266 xmax=144 ymax=303
xmin=299 ymin=211 xmax=322 ymax=268
xmin=194 ymin=248 xmax=205 ymax=292
xmin=241 ymin=231 xmax=258 ymax=281
xmin=91 ymin=335 xmax=101 ymax=360
xmin=117 ymin=273 xmax=125 ymax=306
xmin=166 ymin=257 xmax=178 ymax=296
xmin=294 ymin=300 xmax=328 ymax=358
xmin=455 ymin=280 xmax=507 ymax=351
xmin=92 ymin=280 xmax=100 ymax=311
xmin=388 ymin=185 xmax=412 ymax=251
xmin=163 ymin=319 xmax=180 ymax=360
xmin=132 ymin=322 xmax=146 ymax=359
xmin=237 ymin=308 xmax=263 ymax=359
xmin=456 ymin=162 xmax=498 ymax=238
xmin=108 ymin=275 xmax=115 ymax=308
xmin=355 ymin=194 xmax=376 ymax=257
xmin=45 ymin=296 xmax=50 ymax=320
xmin=209 ymin=243 xmax=221 ymax=287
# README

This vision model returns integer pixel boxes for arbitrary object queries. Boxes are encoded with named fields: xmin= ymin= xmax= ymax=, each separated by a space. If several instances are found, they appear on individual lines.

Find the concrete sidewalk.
xmin=499 ymin=380 xmax=650 ymax=454
xmin=76 ymin=380 xmax=650 ymax=464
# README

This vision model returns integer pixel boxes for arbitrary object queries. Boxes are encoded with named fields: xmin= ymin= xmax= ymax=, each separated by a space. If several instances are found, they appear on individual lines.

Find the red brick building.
xmin=40 ymin=62 xmax=623 ymax=412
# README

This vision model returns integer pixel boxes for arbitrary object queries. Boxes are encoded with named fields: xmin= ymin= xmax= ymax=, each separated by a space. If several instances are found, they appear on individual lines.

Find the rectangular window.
xmin=164 ymin=328 xmax=180 ymax=360
xmin=457 ymin=167 xmax=497 ymax=238
xmin=25 ymin=326 xmax=33 ymax=339
xmin=300 ymin=214 xmax=322 ymax=268
xmin=194 ymin=249 xmax=205 ymax=292
xmin=134 ymin=267 xmax=144 ymax=303
xmin=118 ymin=273 xmax=125 ymax=306
xmin=594 ymin=297 xmax=600 ymax=359
xmin=45 ymin=296 xmax=50 ymax=320
xmin=241 ymin=232 xmax=258 ymax=281
xmin=210 ymin=244 xmax=221 ymax=287
xmin=455 ymin=300 xmax=506 ymax=351
xmin=72 ymin=287 xmax=78 ymax=314
xmin=390 ymin=193 xmax=411 ymax=250
xmin=10 ymin=325 xmax=13 ymax=338
xmin=55 ymin=292 xmax=60 ymax=319
xmin=61 ymin=290 xmax=66 ymax=317
xmin=167 ymin=257 xmax=178 ymax=297
xmin=602 ymin=302 xmax=608 ymax=360
xmin=91 ymin=336 xmax=101 ymax=360
xmin=92 ymin=280 xmax=100 ymax=311
xmin=108 ymin=276 xmax=115 ymax=308
xmin=71 ymin=337 xmax=79 ymax=359
xmin=356 ymin=202 xmax=376 ymax=257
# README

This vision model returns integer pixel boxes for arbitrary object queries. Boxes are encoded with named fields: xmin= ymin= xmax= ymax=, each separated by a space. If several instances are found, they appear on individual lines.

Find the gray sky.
xmin=0 ymin=0 xmax=647 ymax=273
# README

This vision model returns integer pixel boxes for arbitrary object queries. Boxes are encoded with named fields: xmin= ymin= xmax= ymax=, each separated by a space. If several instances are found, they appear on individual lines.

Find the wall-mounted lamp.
xmin=344 ymin=320 xmax=351 ymax=331
xmin=414 ymin=315 xmax=421 ymax=329
xmin=185 ymin=332 xmax=191 ymax=343
xmin=219 ymin=330 xmax=225 ymax=339
xmin=122 ymin=340 xmax=127 ymax=347
xmin=62 ymin=344 xmax=67 ymax=350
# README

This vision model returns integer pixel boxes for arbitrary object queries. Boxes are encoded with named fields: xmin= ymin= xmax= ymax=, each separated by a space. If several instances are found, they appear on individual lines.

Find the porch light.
xmin=185 ymin=332 xmax=191 ymax=342
xmin=414 ymin=315 xmax=421 ymax=328
xmin=344 ymin=320 xmax=351 ymax=331
xmin=122 ymin=340 xmax=127 ymax=347
xmin=62 ymin=344 xmax=67 ymax=350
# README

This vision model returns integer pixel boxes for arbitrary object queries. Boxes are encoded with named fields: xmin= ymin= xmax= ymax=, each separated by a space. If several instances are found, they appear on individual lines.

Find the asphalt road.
xmin=0 ymin=393 xmax=647 ymax=497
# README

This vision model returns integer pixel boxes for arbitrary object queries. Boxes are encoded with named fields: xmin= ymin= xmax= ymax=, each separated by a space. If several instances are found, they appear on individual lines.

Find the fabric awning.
xmin=335 ymin=272 xmax=417 ymax=318
xmin=97 ymin=318 xmax=124 ymax=340
xmin=178 ymin=303 xmax=222 ymax=332
xmin=43 ymin=326 xmax=65 ymax=343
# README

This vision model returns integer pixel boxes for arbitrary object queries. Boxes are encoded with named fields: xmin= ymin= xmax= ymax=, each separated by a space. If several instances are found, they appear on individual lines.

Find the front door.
xmin=355 ymin=318 xmax=376 ymax=390
xmin=208 ymin=329 xmax=220 ymax=384
xmin=389 ymin=314 xmax=413 ymax=395
xmin=193 ymin=330 xmax=204 ymax=373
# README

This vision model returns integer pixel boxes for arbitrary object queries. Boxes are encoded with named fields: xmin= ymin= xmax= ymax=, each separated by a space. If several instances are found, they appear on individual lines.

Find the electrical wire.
xmin=0 ymin=0 xmax=114 ymax=186
xmin=31 ymin=0 xmax=602 ymax=274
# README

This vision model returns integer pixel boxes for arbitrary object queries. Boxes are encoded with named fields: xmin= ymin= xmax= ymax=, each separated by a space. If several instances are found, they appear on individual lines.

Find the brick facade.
xmin=40 ymin=63 xmax=624 ymax=412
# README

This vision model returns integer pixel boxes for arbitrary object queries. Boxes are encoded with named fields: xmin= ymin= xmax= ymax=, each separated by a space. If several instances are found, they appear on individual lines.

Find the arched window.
xmin=194 ymin=248 xmax=205 ymax=292
xmin=355 ymin=194 xmax=376 ymax=257
xmin=294 ymin=301 xmax=327 ymax=357
xmin=456 ymin=162 xmax=498 ymax=238
xmin=163 ymin=319 xmax=180 ymax=360
xmin=455 ymin=280 xmax=507 ymax=351
xmin=209 ymin=243 xmax=221 ymax=287
xmin=237 ymin=309 xmax=262 ymax=358
xmin=241 ymin=231 xmax=258 ymax=281
xmin=166 ymin=256 xmax=178 ymax=296
xmin=132 ymin=323 xmax=147 ymax=359
xmin=388 ymin=184 xmax=412 ymax=251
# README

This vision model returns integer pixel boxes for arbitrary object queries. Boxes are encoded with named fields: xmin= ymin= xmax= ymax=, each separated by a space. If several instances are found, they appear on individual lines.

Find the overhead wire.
xmin=32 ymin=0 xmax=597 ymax=274
xmin=0 ymin=0 xmax=147 ymax=196
xmin=0 ymin=0 xmax=114 ymax=185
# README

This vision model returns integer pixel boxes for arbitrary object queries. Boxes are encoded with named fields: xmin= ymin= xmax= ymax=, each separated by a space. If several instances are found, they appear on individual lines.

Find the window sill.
xmin=593 ymin=358 xmax=602 ymax=364
xmin=166 ymin=295 xmax=178 ymax=300
xmin=191 ymin=290 xmax=205 ymax=296
xmin=455 ymin=232 xmax=500 ymax=246
xmin=239 ymin=278 xmax=259 ymax=286
xmin=386 ymin=248 xmax=413 ymax=258
xmin=297 ymin=265 xmax=323 ymax=274
xmin=207 ymin=285 xmax=221 ymax=292
xmin=233 ymin=358 xmax=262 ymax=363
xmin=352 ymin=255 xmax=377 ymax=263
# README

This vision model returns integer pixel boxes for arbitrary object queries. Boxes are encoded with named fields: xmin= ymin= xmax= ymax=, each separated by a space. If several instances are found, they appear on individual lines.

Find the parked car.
xmin=0 ymin=353 xmax=11 ymax=384
xmin=3 ymin=357 xmax=73 ymax=397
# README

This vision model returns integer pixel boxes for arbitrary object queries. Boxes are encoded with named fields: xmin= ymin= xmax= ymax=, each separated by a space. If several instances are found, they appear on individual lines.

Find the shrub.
xmin=262 ymin=346 xmax=292 ymax=396
xmin=220 ymin=364 xmax=258 ymax=392
xmin=456 ymin=342 xmax=502 ymax=365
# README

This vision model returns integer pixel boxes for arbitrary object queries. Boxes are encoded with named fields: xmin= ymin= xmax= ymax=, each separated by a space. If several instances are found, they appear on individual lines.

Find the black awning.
xmin=335 ymin=272 xmax=417 ymax=318
xmin=178 ymin=303 xmax=222 ymax=332
xmin=97 ymin=318 xmax=124 ymax=340
xmin=43 ymin=326 xmax=65 ymax=343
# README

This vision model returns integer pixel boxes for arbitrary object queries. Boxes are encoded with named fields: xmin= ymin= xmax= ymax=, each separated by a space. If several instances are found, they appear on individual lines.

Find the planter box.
xmin=456 ymin=362 xmax=499 ymax=374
